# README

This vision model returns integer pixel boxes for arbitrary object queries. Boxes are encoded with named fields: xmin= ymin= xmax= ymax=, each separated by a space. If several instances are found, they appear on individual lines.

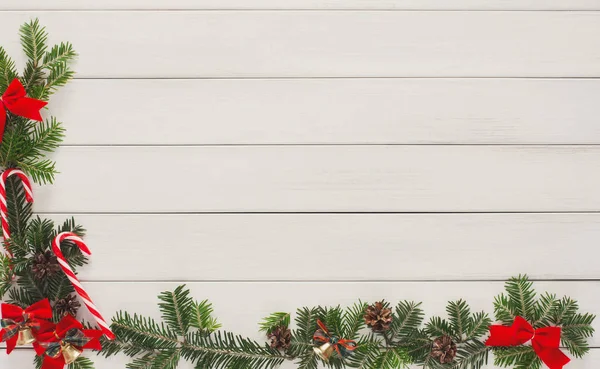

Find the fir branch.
xmin=447 ymin=300 xmax=471 ymax=342
xmin=191 ymin=299 xmax=221 ymax=333
xmin=111 ymin=312 xmax=180 ymax=350
xmin=455 ymin=340 xmax=490 ymax=369
xmin=0 ymin=253 xmax=13 ymax=297
xmin=260 ymin=312 xmax=291 ymax=334
xmin=343 ymin=301 xmax=367 ymax=340
xmin=0 ymin=46 xmax=18 ymax=91
xmin=42 ymin=42 xmax=77 ymax=69
xmin=504 ymin=275 xmax=536 ymax=322
xmin=493 ymin=294 xmax=515 ymax=325
xmin=404 ymin=329 xmax=433 ymax=363
xmin=425 ymin=316 xmax=454 ymax=338
xmin=68 ymin=357 xmax=96 ymax=369
xmin=181 ymin=330 xmax=287 ymax=369
xmin=464 ymin=312 xmax=491 ymax=341
xmin=20 ymin=19 xmax=48 ymax=64
xmin=391 ymin=301 xmax=424 ymax=340
xmin=532 ymin=292 xmax=558 ymax=328
xmin=158 ymin=285 xmax=194 ymax=337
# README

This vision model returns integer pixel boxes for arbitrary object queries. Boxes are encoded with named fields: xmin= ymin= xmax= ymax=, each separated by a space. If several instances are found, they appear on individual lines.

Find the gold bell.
xmin=16 ymin=327 xmax=36 ymax=346
xmin=313 ymin=342 xmax=335 ymax=361
xmin=61 ymin=343 xmax=83 ymax=365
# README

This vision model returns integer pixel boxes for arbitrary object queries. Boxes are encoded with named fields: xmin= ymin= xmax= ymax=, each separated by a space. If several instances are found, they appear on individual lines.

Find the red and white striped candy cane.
xmin=0 ymin=169 xmax=34 ymax=251
xmin=52 ymin=232 xmax=115 ymax=340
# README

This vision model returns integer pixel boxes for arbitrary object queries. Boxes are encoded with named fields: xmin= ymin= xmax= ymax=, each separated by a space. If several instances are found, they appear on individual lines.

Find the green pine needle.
xmin=260 ymin=312 xmax=291 ymax=334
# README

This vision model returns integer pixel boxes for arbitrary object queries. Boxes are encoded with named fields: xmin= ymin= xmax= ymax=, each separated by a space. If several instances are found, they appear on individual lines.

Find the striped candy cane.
xmin=52 ymin=232 xmax=115 ymax=340
xmin=0 ymin=169 xmax=34 ymax=254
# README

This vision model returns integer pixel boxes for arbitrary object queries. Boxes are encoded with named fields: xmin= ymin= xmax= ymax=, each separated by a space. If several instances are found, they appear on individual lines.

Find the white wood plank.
xmin=2 ymin=0 xmax=600 ymax=10
xmin=32 ymin=146 xmax=600 ymax=213
xmin=3 ymin=12 xmax=600 ymax=77
xmin=36 ymin=213 xmax=600 ymax=281
xmin=50 ymin=79 xmax=600 ymax=145
xmin=3 ymin=350 xmax=599 ymax=369
xmin=3 ymin=281 xmax=600 ymax=368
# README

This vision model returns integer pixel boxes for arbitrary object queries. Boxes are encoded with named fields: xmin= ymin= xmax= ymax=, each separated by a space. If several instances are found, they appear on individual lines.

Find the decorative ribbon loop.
xmin=43 ymin=329 xmax=91 ymax=358
xmin=0 ymin=79 xmax=47 ymax=141
xmin=36 ymin=315 xmax=103 ymax=369
xmin=485 ymin=316 xmax=570 ymax=369
xmin=0 ymin=299 xmax=52 ymax=353
xmin=313 ymin=320 xmax=357 ymax=358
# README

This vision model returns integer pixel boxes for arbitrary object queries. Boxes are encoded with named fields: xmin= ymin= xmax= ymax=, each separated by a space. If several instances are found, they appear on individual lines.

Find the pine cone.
xmin=364 ymin=301 xmax=393 ymax=332
xmin=55 ymin=294 xmax=81 ymax=317
xmin=268 ymin=326 xmax=291 ymax=350
xmin=31 ymin=251 xmax=61 ymax=280
xmin=431 ymin=335 xmax=457 ymax=364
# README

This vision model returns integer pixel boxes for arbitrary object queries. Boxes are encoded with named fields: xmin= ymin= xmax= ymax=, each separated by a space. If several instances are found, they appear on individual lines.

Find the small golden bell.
xmin=313 ymin=342 xmax=335 ymax=361
xmin=61 ymin=343 xmax=83 ymax=365
xmin=16 ymin=327 xmax=36 ymax=345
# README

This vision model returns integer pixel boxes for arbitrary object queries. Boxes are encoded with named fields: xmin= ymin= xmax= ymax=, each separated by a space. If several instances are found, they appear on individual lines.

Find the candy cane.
xmin=52 ymin=232 xmax=115 ymax=340
xmin=0 ymin=169 xmax=34 ymax=253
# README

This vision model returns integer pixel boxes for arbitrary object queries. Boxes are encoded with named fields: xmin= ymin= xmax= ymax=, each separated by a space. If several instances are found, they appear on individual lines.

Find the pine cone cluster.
xmin=268 ymin=326 xmax=291 ymax=350
xmin=431 ymin=335 xmax=457 ymax=364
xmin=55 ymin=294 xmax=81 ymax=317
xmin=31 ymin=251 xmax=61 ymax=280
xmin=364 ymin=301 xmax=393 ymax=332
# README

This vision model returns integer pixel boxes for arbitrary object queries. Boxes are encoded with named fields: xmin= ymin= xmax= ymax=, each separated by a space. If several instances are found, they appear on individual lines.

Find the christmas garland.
xmin=0 ymin=20 xmax=596 ymax=369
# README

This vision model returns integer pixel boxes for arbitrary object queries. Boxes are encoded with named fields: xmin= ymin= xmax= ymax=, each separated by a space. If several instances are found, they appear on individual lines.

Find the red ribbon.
xmin=0 ymin=78 xmax=47 ymax=141
xmin=35 ymin=314 xmax=103 ymax=369
xmin=0 ymin=299 xmax=53 ymax=354
xmin=485 ymin=316 xmax=570 ymax=369
xmin=313 ymin=320 xmax=356 ymax=357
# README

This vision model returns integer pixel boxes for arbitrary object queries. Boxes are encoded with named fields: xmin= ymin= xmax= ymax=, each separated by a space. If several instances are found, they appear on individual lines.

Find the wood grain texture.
xmin=51 ymin=79 xmax=600 ymax=145
xmin=36 ymin=213 xmax=600 ymax=281
xmin=2 ymin=0 xmax=600 ymax=10
xmin=2 ymin=11 xmax=600 ymax=77
xmin=33 ymin=145 xmax=600 ymax=213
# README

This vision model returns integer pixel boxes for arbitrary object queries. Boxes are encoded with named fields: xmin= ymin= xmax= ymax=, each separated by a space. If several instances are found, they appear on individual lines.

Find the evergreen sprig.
xmin=491 ymin=275 xmax=596 ymax=369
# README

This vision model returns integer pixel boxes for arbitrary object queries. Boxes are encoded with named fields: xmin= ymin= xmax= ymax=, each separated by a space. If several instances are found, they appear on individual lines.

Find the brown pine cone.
xmin=31 ymin=251 xmax=61 ymax=280
xmin=268 ymin=326 xmax=292 ymax=350
xmin=431 ymin=335 xmax=457 ymax=364
xmin=55 ymin=294 xmax=81 ymax=317
xmin=364 ymin=301 xmax=393 ymax=332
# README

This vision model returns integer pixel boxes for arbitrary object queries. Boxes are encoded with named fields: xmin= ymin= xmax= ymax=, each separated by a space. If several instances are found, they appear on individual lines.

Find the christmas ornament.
xmin=32 ymin=251 xmax=61 ymax=280
xmin=35 ymin=314 xmax=102 ymax=369
xmin=431 ymin=335 xmax=457 ymax=364
xmin=486 ymin=316 xmax=570 ymax=369
xmin=0 ymin=299 xmax=53 ymax=353
xmin=268 ymin=326 xmax=291 ymax=350
xmin=0 ymin=79 xmax=47 ymax=142
xmin=0 ymin=168 xmax=34 ymax=254
xmin=51 ymin=232 xmax=115 ymax=340
xmin=364 ymin=301 xmax=393 ymax=332
xmin=54 ymin=294 xmax=81 ymax=317
xmin=312 ymin=319 xmax=356 ymax=362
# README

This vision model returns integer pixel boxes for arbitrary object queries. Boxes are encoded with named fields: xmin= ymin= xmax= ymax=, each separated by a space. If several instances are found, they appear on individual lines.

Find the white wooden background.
xmin=1 ymin=1 xmax=600 ymax=368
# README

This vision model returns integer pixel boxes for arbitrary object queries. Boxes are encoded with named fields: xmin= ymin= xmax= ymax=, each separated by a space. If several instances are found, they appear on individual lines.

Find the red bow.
xmin=35 ymin=314 xmax=103 ymax=369
xmin=0 ymin=78 xmax=47 ymax=141
xmin=0 ymin=299 xmax=53 ymax=354
xmin=313 ymin=320 xmax=356 ymax=357
xmin=485 ymin=316 xmax=570 ymax=369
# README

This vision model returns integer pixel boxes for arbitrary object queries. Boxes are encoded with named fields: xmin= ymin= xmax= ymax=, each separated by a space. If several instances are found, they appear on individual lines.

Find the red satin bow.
xmin=0 ymin=299 xmax=53 ymax=354
xmin=35 ymin=314 xmax=103 ymax=369
xmin=0 ymin=78 xmax=47 ymax=141
xmin=485 ymin=316 xmax=570 ymax=369
xmin=313 ymin=320 xmax=357 ymax=357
